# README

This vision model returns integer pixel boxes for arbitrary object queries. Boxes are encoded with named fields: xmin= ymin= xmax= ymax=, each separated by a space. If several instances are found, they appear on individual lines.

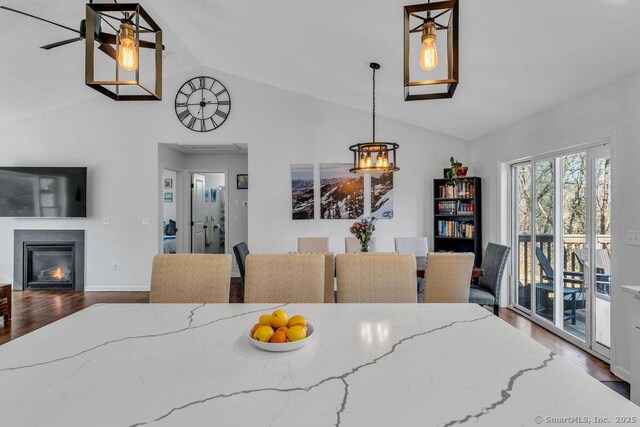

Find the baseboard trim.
xmin=84 ymin=286 xmax=150 ymax=292
xmin=611 ymin=365 xmax=631 ymax=383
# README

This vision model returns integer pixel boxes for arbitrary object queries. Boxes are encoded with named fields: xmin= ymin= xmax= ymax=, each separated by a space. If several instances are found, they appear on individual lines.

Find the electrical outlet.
xmin=235 ymin=215 xmax=239 ymax=222
xmin=142 ymin=217 xmax=150 ymax=225
xmin=235 ymin=200 xmax=239 ymax=207
xmin=103 ymin=217 xmax=112 ymax=225
xmin=628 ymin=230 xmax=640 ymax=247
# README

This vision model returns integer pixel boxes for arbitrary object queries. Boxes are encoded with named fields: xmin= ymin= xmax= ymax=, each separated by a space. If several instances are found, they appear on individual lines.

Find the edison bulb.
xmin=420 ymin=21 xmax=438 ymax=72
xmin=118 ymin=23 xmax=138 ymax=72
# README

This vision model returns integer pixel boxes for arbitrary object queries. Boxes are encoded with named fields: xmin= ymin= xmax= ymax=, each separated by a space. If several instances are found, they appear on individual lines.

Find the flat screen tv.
xmin=0 ymin=167 xmax=87 ymax=218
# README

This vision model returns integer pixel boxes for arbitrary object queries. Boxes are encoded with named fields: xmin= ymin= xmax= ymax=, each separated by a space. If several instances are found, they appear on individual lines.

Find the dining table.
xmin=0 ymin=303 xmax=637 ymax=426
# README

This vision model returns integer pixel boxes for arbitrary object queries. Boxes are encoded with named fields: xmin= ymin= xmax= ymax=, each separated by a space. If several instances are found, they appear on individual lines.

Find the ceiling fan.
xmin=0 ymin=0 xmax=161 ymax=61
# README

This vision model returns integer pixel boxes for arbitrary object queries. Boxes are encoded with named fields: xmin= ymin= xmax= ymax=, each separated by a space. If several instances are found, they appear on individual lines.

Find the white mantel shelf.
xmin=622 ymin=286 xmax=640 ymax=299
xmin=0 ymin=303 xmax=638 ymax=426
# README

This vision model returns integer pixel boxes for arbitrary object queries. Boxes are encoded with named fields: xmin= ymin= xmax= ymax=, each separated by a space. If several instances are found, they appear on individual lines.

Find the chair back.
xmin=297 ymin=237 xmax=329 ymax=253
xmin=336 ymin=253 xmax=416 ymax=303
xmin=245 ymin=253 xmax=325 ymax=303
xmin=232 ymin=242 xmax=250 ymax=285
xmin=535 ymin=247 xmax=554 ymax=278
xmin=423 ymin=253 xmax=474 ymax=303
xmin=150 ymin=254 xmax=231 ymax=303
xmin=345 ymin=237 xmax=377 ymax=253
xmin=479 ymin=243 xmax=511 ymax=299
xmin=394 ymin=237 xmax=428 ymax=256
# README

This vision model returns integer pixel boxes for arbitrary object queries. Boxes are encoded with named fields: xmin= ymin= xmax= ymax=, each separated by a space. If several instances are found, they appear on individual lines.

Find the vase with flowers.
xmin=349 ymin=217 xmax=376 ymax=252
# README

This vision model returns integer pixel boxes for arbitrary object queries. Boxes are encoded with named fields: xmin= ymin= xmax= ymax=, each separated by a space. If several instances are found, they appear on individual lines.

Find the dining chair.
xmin=423 ymin=253 xmax=475 ymax=303
xmin=469 ymin=243 xmax=510 ymax=315
xmin=336 ymin=253 xmax=416 ymax=303
xmin=296 ymin=251 xmax=336 ymax=303
xmin=297 ymin=237 xmax=330 ymax=253
xmin=345 ymin=237 xmax=377 ymax=253
xmin=232 ymin=242 xmax=250 ymax=288
xmin=150 ymin=254 xmax=231 ymax=303
xmin=395 ymin=237 xmax=429 ymax=299
xmin=244 ymin=253 xmax=325 ymax=303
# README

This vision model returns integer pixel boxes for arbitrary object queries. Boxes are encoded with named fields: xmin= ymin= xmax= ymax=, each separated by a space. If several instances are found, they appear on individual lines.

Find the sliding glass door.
xmin=511 ymin=144 xmax=611 ymax=359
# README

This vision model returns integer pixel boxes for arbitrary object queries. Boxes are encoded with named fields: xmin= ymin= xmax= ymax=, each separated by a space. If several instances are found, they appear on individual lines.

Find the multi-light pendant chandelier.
xmin=349 ymin=63 xmax=399 ymax=175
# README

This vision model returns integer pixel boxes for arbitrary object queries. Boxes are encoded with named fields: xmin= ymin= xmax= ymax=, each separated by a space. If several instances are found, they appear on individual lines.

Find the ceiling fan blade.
xmin=98 ymin=43 xmax=117 ymax=61
xmin=0 ymin=6 xmax=81 ymax=35
xmin=97 ymin=32 xmax=164 ymax=50
xmin=40 ymin=37 xmax=83 ymax=50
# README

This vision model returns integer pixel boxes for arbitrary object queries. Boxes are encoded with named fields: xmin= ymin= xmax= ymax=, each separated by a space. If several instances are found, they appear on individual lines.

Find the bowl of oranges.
xmin=248 ymin=309 xmax=314 ymax=352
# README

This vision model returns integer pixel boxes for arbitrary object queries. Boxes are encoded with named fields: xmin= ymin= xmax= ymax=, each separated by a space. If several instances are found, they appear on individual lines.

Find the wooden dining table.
xmin=415 ymin=256 xmax=484 ymax=279
xmin=0 ymin=303 xmax=636 ymax=426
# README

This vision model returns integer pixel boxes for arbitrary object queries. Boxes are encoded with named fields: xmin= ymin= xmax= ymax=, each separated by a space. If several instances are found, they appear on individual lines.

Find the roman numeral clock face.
xmin=174 ymin=76 xmax=231 ymax=132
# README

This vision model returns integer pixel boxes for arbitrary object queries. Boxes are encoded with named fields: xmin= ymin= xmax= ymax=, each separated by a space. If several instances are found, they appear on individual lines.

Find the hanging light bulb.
xmin=419 ymin=17 xmax=438 ymax=72
xmin=376 ymin=149 xmax=384 ymax=168
xmin=382 ymin=150 xmax=389 ymax=168
xmin=360 ymin=153 xmax=367 ymax=169
xmin=118 ymin=23 xmax=138 ymax=72
xmin=365 ymin=152 xmax=372 ymax=168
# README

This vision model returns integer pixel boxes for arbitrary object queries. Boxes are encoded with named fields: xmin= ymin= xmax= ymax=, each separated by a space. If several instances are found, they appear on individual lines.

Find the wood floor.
xmin=0 ymin=280 xmax=620 ymax=383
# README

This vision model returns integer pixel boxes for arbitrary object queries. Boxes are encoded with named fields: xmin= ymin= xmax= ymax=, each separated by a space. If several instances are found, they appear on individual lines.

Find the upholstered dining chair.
xmin=232 ymin=242 xmax=250 ymax=288
xmin=296 ymin=251 xmax=335 ymax=303
xmin=469 ymin=243 xmax=511 ymax=316
xmin=395 ymin=237 xmax=429 ymax=300
xmin=336 ymin=253 xmax=416 ymax=303
xmin=423 ymin=253 xmax=475 ymax=303
xmin=244 ymin=253 xmax=325 ymax=303
xmin=150 ymin=254 xmax=231 ymax=303
xmin=345 ymin=237 xmax=377 ymax=253
xmin=297 ymin=237 xmax=330 ymax=253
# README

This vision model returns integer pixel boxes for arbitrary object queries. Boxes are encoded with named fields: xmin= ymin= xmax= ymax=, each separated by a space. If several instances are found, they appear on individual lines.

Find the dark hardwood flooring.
xmin=0 ymin=279 xmax=621 ymax=384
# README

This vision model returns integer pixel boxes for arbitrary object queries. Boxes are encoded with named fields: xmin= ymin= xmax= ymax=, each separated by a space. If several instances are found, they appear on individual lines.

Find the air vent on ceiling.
xmin=178 ymin=143 xmax=242 ymax=152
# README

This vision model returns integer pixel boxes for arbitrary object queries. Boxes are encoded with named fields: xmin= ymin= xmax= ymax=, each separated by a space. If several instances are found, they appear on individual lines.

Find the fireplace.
xmin=24 ymin=244 xmax=75 ymax=289
xmin=14 ymin=230 xmax=85 ymax=291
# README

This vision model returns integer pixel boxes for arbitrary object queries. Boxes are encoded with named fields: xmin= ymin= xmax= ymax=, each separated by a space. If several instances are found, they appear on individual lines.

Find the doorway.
xmin=511 ymin=142 xmax=612 ymax=359
xmin=191 ymin=172 xmax=226 ymax=254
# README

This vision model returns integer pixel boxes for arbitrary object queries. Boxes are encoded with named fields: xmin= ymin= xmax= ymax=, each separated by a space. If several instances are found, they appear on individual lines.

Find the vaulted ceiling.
xmin=2 ymin=0 xmax=640 ymax=140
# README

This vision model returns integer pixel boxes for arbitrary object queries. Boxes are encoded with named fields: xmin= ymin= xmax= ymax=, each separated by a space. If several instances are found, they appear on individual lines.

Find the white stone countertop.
xmin=0 ymin=303 xmax=638 ymax=426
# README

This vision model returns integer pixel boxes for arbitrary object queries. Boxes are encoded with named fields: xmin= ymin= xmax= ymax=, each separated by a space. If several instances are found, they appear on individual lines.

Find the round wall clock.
xmin=174 ymin=76 xmax=231 ymax=132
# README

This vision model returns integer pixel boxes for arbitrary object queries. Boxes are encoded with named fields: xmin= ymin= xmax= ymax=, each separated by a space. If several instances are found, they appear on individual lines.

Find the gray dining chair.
xmin=469 ymin=243 xmax=511 ymax=316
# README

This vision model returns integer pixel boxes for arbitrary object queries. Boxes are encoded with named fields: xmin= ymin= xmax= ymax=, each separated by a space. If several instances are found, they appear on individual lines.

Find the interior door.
xmin=191 ymin=173 xmax=206 ymax=253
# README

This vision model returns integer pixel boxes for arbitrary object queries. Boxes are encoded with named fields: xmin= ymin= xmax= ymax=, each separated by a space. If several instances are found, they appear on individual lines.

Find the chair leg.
xmin=493 ymin=305 xmax=500 ymax=316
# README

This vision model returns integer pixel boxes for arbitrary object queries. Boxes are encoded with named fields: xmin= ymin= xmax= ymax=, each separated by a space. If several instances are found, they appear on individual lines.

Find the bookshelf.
xmin=433 ymin=177 xmax=482 ymax=266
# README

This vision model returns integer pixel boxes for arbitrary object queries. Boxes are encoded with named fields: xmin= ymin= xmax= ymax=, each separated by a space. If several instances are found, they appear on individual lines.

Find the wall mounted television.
xmin=0 ymin=167 xmax=87 ymax=218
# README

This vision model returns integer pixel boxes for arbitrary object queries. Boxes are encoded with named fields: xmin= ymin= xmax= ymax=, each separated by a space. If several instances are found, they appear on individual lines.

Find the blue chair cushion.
xmin=469 ymin=285 xmax=496 ymax=306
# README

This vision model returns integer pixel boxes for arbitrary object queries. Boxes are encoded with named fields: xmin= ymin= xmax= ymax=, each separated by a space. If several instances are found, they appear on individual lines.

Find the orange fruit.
xmin=254 ymin=325 xmax=275 ymax=342
xmin=276 ymin=326 xmax=289 ymax=334
xmin=286 ymin=325 xmax=307 ymax=342
xmin=259 ymin=314 xmax=272 ymax=326
xmin=270 ymin=331 xmax=287 ymax=343
xmin=250 ymin=323 xmax=261 ymax=336
xmin=287 ymin=315 xmax=307 ymax=328
xmin=270 ymin=310 xmax=289 ymax=328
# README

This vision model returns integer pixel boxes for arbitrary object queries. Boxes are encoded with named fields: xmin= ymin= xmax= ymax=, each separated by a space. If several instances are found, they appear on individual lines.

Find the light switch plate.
xmin=627 ymin=230 xmax=640 ymax=247
xmin=142 ymin=217 xmax=150 ymax=226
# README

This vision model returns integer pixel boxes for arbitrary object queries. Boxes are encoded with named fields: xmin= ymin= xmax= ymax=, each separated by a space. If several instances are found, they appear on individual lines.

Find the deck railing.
xmin=516 ymin=234 xmax=610 ymax=285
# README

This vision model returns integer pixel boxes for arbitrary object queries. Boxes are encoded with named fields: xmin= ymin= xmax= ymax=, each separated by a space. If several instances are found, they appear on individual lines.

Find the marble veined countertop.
xmin=0 ymin=303 xmax=637 ymax=426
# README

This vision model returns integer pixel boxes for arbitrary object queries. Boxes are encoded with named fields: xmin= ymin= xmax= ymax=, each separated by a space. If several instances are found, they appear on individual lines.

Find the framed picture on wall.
xmin=205 ymin=188 xmax=210 ymax=203
xmin=237 ymin=174 xmax=248 ymax=190
xmin=163 ymin=178 xmax=173 ymax=189
xmin=164 ymin=192 xmax=173 ymax=203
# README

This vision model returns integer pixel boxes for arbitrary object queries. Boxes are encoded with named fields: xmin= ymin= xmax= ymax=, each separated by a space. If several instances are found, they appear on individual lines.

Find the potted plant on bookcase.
xmin=445 ymin=157 xmax=468 ymax=182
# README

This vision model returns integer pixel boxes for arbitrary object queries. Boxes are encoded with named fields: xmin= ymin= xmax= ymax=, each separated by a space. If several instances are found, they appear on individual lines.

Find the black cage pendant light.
xmin=349 ymin=63 xmax=400 ymax=174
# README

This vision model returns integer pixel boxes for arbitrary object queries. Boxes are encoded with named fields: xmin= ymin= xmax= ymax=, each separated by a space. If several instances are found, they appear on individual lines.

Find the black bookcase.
xmin=433 ymin=177 xmax=482 ymax=266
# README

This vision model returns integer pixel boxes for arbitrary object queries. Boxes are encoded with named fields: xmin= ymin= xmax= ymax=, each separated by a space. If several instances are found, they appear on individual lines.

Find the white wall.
xmin=470 ymin=68 xmax=640 ymax=381
xmin=0 ymin=65 xmax=468 ymax=292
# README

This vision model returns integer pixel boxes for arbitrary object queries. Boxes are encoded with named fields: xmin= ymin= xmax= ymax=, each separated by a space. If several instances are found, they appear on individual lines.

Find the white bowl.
xmin=248 ymin=323 xmax=315 ymax=352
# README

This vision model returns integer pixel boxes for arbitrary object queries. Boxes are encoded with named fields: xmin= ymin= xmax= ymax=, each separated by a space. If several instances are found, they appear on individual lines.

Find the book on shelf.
xmin=437 ymin=181 xmax=475 ymax=199
xmin=436 ymin=220 xmax=475 ymax=238
xmin=436 ymin=200 xmax=474 ymax=215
